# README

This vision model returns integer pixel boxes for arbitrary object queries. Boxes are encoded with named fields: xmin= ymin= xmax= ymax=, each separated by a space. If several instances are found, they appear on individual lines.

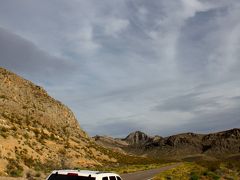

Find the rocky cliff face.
xmin=123 ymin=131 xmax=152 ymax=146
xmin=0 ymin=67 xmax=115 ymax=177
xmin=201 ymin=128 xmax=240 ymax=154
xmin=0 ymin=67 xmax=86 ymax=138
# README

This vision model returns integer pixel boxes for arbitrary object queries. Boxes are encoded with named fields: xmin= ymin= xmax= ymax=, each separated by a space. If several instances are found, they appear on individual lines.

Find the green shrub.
xmin=207 ymin=171 xmax=220 ymax=180
xmin=23 ymin=133 xmax=29 ymax=139
xmin=23 ymin=156 xmax=35 ymax=168
xmin=190 ymin=172 xmax=199 ymax=180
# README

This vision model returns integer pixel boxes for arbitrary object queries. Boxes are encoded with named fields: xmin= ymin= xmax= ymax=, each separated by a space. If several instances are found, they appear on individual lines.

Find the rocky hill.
xmin=94 ymin=131 xmax=154 ymax=147
xmin=123 ymin=131 xmax=152 ymax=146
xmin=93 ymin=135 xmax=128 ymax=154
xmin=94 ymin=129 xmax=240 ymax=159
xmin=0 ymin=67 xmax=115 ymax=178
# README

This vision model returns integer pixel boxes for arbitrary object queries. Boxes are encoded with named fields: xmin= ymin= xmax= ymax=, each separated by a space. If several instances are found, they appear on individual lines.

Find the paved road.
xmin=120 ymin=163 xmax=181 ymax=180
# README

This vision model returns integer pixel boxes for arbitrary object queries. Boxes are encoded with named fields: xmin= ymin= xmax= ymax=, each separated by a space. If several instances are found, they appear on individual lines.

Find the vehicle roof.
xmin=49 ymin=169 xmax=120 ymax=178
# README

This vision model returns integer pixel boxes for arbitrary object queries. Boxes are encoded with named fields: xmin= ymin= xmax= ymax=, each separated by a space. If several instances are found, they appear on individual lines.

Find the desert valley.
xmin=0 ymin=67 xmax=239 ymax=179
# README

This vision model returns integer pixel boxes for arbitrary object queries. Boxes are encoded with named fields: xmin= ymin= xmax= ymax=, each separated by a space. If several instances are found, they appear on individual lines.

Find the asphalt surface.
xmin=120 ymin=163 xmax=181 ymax=180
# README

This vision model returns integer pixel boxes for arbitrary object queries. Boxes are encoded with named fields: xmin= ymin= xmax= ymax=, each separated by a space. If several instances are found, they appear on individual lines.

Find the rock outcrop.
xmin=0 ymin=67 xmax=87 ymax=138
xmin=123 ymin=131 xmax=152 ymax=146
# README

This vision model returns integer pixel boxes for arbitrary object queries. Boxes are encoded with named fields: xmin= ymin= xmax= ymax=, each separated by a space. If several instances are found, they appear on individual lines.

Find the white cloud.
xmin=0 ymin=0 xmax=240 ymax=136
xmin=103 ymin=17 xmax=129 ymax=37
xmin=207 ymin=7 xmax=240 ymax=78
xmin=66 ymin=25 xmax=101 ymax=55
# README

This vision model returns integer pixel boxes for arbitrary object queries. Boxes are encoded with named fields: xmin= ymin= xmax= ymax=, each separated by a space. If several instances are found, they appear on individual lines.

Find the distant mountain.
xmin=123 ymin=131 xmax=153 ymax=146
xmin=93 ymin=135 xmax=128 ymax=154
xmin=94 ymin=129 xmax=240 ymax=159
xmin=0 ymin=67 xmax=116 ymax=177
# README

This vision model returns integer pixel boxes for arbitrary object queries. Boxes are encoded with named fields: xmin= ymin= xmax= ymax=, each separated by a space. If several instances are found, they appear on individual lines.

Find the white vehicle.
xmin=46 ymin=170 xmax=122 ymax=180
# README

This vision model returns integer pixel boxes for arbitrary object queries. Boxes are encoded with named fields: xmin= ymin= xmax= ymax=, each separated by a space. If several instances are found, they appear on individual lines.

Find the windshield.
xmin=48 ymin=174 xmax=96 ymax=180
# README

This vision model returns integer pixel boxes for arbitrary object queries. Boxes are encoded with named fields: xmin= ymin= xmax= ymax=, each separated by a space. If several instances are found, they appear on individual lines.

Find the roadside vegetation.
xmin=94 ymin=162 xmax=176 ymax=174
xmin=91 ymin=143 xmax=177 ymax=174
xmin=154 ymin=158 xmax=240 ymax=180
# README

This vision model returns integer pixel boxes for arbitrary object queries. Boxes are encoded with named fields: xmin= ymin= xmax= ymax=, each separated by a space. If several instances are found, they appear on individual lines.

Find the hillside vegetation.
xmin=154 ymin=155 xmax=240 ymax=180
xmin=0 ymin=67 xmax=117 ymax=178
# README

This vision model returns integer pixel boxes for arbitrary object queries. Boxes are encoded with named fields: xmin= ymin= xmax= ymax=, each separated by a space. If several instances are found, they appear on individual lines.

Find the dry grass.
xmin=154 ymin=160 xmax=240 ymax=180
xmin=153 ymin=162 xmax=205 ymax=180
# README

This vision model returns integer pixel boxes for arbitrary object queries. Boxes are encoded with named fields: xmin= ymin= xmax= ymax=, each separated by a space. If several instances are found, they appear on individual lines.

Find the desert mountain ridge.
xmin=94 ymin=128 xmax=240 ymax=159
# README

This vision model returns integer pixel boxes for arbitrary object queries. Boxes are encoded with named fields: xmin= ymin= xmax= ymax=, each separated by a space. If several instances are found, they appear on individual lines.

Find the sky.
xmin=0 ymin=0 xmax=240 ymax=137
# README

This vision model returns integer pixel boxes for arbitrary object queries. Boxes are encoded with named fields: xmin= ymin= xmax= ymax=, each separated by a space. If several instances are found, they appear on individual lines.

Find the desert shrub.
xmin=0 ymin=132 xmax=7 ymax=138
xmin=40 ymin=129 xmax=49 ymax=138
xmin=197 ymin=160 xmax=220 ymax=172
xmin=58 ymin=148 xmax=67 ymax=155
xmin=2 ymin=112 xmax=10 ymax=119
xmin=50 ymin=133 xmax=57 ymax=140
xmin=38 ymin=135 xmax=46 ymax=144
xmin=204 ymin=171 xmax=220 ymax=180
xmin=33 ymin=128 xmax=40 ymax=137
xmin=11 ymin=125 xmax=17 ymax=131
xmin=24 ymin=132 xmax=29 ymax=139
xmin=6 ymin=159 xmax=23 ymax=177
xmin=0 ymin=126 xmax=7 ymax=132
xmin=64 ymin=141 xmax=71 ymax=148
xmin=225 ymin=158 xmax=240 ymax=171
xmin=190 ymin=172 xmax=199 ymax=180
xmin=35 ymin=172 xmax=41 ymax=177
xmin=26 ymin=171 xmax=34 ymax=179
xmin=0 ymin=127 xmax=8 ymax=138
xmin=42 ymin=159 xmax=61 ymax=173
xmin=0 ymin=95 xmax=7 ymax=99
xmin=153 ymin=163 xmax=205 ymax=180
xmin=23 ymin=156 xmax=35 ymax=168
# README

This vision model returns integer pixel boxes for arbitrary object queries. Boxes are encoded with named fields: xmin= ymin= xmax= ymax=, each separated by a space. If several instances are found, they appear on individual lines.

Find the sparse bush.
xmin=33 ymin=128 xmax=40 ymax=137
xmin=205 ymin=171 xmax=220 ymax=180
xmin=198 ymin=160 xmax=220 ymax=172
xmin=35 ymin=172 xmax=41 ymax=177
xmin=26 ymin=171 xmax=34 ymax=179
xmin=11 ymin=125 xmax=17 ymax=131
xmin=0 ymin=95 xmax=7 ymax=99
xmin=0 ymin=127 xmax=8 ymax=138
xmin=50 ymin=133 xmax=57 ymax=140
xmin=190 ymin=172 xmax=199 ymax=180
xmin=6 ymin=159 xmax=23 ymax=177
xmin=23 ymin=156 xmax=35 ymax=168
xmin=64 ymin=141 xmax=71 ymax=148
xmin=24 ymin=132 xmax=29 ymax=139
xmin=58 ymin=148 xmax=67 ymax=155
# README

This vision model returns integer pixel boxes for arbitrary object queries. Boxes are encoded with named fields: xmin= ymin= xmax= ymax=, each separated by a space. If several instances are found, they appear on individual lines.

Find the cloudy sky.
xmin=0 ymin=0 xmax=240 ymax=137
